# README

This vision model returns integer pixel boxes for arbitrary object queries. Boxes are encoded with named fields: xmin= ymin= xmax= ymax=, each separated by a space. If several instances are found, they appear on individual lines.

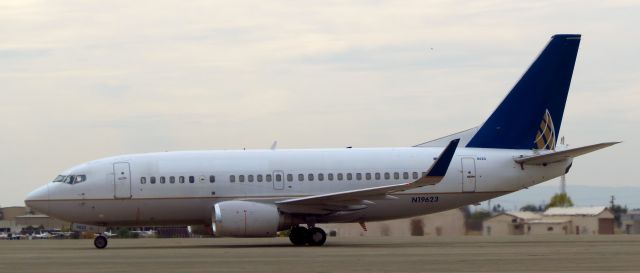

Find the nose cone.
xmin=25 ymin=184 xmax=49 ymax=214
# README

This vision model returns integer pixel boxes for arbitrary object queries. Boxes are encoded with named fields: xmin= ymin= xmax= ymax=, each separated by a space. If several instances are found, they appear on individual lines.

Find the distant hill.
xmin=478 ymin=184 xmax=640 ymax=211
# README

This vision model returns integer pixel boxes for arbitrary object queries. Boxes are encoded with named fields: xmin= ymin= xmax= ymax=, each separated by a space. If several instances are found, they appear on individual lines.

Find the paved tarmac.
xmin=1 ymin=235 xmax=639 ymax=273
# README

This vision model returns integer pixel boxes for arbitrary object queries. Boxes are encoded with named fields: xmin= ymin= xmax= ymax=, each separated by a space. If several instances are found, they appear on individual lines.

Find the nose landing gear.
xmin=94 ymin=235 xmax=108 ymax=249
xmin=288 ymin=226 xmax=327 ymax=246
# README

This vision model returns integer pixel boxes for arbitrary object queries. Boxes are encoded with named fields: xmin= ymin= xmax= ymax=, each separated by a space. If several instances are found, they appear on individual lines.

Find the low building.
xmin=621 ymin=209 xmax=640 ymax=234
xmin=0 ymin=206 xmax=28 ymax=221
xmin=483 ymin=211 xmax=542 ymax=236
xmin=543 ymin=206 xmax=614 ymax=235
xmin=483 ymin=206 xmax=615 ymax=236
xmin=1 ymin=206 xmax=71 ymax=233
xmin=14 ymin=214 xmax=71 ymax=230
xmin=528 ymin=219 xmax=571 ymax=235
xmin=72 ymin=223 xmax=106 ymax=233
xmin=1 ymin=207 xmax=30 ymax=235
xmin=318 ymin=208 xmax=466 ymax=237
xmin=0 ymin=220 xmax=24 ymax=234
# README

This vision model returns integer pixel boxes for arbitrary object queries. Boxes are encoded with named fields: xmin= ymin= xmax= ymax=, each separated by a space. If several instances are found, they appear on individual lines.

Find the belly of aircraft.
xmin=46 ymin=191 xmax=510 ymax=227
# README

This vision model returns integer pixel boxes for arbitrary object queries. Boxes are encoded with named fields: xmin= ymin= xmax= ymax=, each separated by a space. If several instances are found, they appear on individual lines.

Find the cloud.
xmin=1 ymin=1 xmax=639 ymax=206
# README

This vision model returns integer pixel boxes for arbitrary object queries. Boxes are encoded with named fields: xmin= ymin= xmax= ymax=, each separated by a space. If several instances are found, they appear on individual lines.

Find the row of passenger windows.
xmin=140 ymin=171 xmax=426 ymax=185
xmin=140 ymin=175 xmax=215 ymax=184
xmin=229 ymin=171 xmax=426 ymax=183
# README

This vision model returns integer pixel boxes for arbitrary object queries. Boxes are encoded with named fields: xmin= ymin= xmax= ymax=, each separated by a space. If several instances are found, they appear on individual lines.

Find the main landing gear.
xmin=94 ymin=235 xmax=108 ymax=249
xmin=288 ymin=226 xmax=327 ymax=246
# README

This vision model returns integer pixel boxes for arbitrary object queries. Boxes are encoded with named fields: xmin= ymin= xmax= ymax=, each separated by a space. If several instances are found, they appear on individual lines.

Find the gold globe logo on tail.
xmin=534 ymin=109 xmax=556 ymax=150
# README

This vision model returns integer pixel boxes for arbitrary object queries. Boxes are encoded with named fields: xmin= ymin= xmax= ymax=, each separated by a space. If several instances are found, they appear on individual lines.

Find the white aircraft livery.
xmin=25 ymin=34 xmax=618 ymax=248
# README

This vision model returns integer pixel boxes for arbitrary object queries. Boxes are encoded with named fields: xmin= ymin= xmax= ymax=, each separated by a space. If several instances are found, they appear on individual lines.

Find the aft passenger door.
xmin=113 ymin=162 xmax=132 ymax=198
xmin=273 ymin=170 xmax=284 ymax=190
xmin=461 ymin=157 xmax=476 ymax=192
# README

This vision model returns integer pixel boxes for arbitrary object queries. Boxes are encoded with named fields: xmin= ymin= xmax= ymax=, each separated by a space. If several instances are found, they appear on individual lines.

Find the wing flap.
xmin=514 ymin=142 xmax=620 ymax=165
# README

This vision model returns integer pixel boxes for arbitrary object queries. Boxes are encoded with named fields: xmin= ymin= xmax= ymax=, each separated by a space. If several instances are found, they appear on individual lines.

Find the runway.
xmin=1 ymin=235 xmax=639 ymax=273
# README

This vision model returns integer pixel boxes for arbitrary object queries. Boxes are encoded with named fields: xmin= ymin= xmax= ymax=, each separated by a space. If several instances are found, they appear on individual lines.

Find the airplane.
xmin=25 ymin=34 xmax=618 ymax=249
xmin=32 ymin=231 xmax=51 ymax=239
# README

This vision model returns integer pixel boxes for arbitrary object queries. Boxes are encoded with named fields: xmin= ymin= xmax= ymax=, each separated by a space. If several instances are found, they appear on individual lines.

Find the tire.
xmin=306 ymin=227 xmax=326 ymax=246
xmin=289 ymin=226 xmax=308 ymax=246
xmin=94 ymin=235 xmax=108 ymax=249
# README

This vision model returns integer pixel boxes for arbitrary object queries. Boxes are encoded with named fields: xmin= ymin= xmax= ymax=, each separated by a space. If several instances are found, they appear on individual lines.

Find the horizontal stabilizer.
xmin=514 ymin=142 xmax=620 ymax=165
xmin=414 ymin=127 xmax=478 ymax=148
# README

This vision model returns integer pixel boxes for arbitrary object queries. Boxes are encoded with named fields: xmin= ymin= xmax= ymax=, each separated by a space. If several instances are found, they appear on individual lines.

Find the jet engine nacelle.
xmin=213 ymin=201 xmax=285 ymax=237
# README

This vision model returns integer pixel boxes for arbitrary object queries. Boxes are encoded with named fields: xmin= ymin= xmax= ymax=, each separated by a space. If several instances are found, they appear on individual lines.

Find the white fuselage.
xmin=26 ymin=146 xmax=570 ymax=228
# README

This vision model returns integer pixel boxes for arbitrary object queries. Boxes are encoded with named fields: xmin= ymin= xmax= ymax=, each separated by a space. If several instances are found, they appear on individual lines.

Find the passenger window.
xmin=356 ymin=173 xmax=362 ymax=180
xmin=276 ymin=174 xmax=282 ymax=181
xmin=179 ymin=176 xmax=185 ymax=184
xmin=170 ymin=176 xmax=175 ymax=184
xmin=239 ymin=175 xmax=245 ymax=182
xmin=394 ymin=172 xmax=399 ymax=179
xmin=328 ymin=173 xmax=334 ymax=181
xmin=384 ymin=172 xmax=390 ymax=180
xmin=189 ymin=176 xmax=195 ymax=183
xmin=230 ymin=175 xmax=235 ymax=183
xmin=308 ymin=174 xmax=314 ymax=181
xmin=287 ymin=174 xmax=293 ymax=182
xmin=403 ymin=172 xmax=409 ymax=179
xmin=337 ymin=173 xmax=343 ymax=180
xmin=422 ymin=172 xmax=427 ymax=177
xmin=347 ymin=173 xmax=353 ymax=180
xmin=248 ymin=175 xmax=254 ymax=182
xmin=257 ymin=174 xmax=263 ymax=182
xmin=365 ymin=173 xmax=371 ymax=180
xmin=298 ymin=174 xmax=304 ymax=181
xmin=412 ymin=172 xmax=419 ymax=179
xmin=150 ymin=177 xmax=156 ymax=184
xmin=160 ymin=176 xmax=166 ymax=184
xmin=266 ymin=174 xmax=272 ymax=182
xmin=375 ymin=173 xmax=381 ymax=180
xmin=209 ymin=175 xmax=215 ymax=183
xmin=141 ymin=177 xmax=146 ymax=184
xmin=318 ymin=173 xmax=324 ymax=181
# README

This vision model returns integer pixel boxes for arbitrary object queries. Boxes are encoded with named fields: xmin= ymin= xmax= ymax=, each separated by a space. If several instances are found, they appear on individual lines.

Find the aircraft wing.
xmin=514 ymin=142 xmax=620 ymax=165
xmin=275 ymin=139 xmax=459 ymax=214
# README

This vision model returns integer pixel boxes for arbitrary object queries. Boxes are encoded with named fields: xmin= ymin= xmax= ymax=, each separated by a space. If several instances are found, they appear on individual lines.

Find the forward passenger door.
xmin=113 ymin=162 xmax=132 ymax=198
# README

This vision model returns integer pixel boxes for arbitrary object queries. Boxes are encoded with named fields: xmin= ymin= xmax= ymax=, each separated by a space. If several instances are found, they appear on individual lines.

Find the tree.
xmin=117 ymin=228 xmax=134 ymax=238
xmin=464 ymin=208 xmax=492 ymax=232
xmin=470 ymin=210 xmax=492 ymax=220
xmin=520 ymin=204 xmax=544 ymax=212
xmin=546 ymin=193 xmax=574 ymax=208
xmin=609 ymin=195 xmax=628 ymax=228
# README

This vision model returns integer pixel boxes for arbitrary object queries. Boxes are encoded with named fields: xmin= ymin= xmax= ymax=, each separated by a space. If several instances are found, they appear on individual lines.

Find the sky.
xmin=1 ymin=1 xmax=638 ymax=206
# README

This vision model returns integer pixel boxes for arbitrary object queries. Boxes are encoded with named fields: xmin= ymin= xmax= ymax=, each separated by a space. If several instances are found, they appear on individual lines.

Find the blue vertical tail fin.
xmin=466 ymin=34 xmax=581 ymax=150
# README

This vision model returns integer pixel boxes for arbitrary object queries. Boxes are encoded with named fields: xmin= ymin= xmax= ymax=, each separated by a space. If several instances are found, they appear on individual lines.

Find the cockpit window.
xmin=75 ymin=175 xmax=86 ymax=184
xmin=64 ymin=176 xmax=75 ymax=184
xmin=53 ymin=175 xmax=66 ymax=182
xmin=54 ymin=174 xmax=87 ymax=185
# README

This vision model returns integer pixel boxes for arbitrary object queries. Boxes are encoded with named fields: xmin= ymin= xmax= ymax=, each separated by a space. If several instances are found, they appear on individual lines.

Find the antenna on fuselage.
xmin=270 ymin=141 xmax=278 ymax=150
